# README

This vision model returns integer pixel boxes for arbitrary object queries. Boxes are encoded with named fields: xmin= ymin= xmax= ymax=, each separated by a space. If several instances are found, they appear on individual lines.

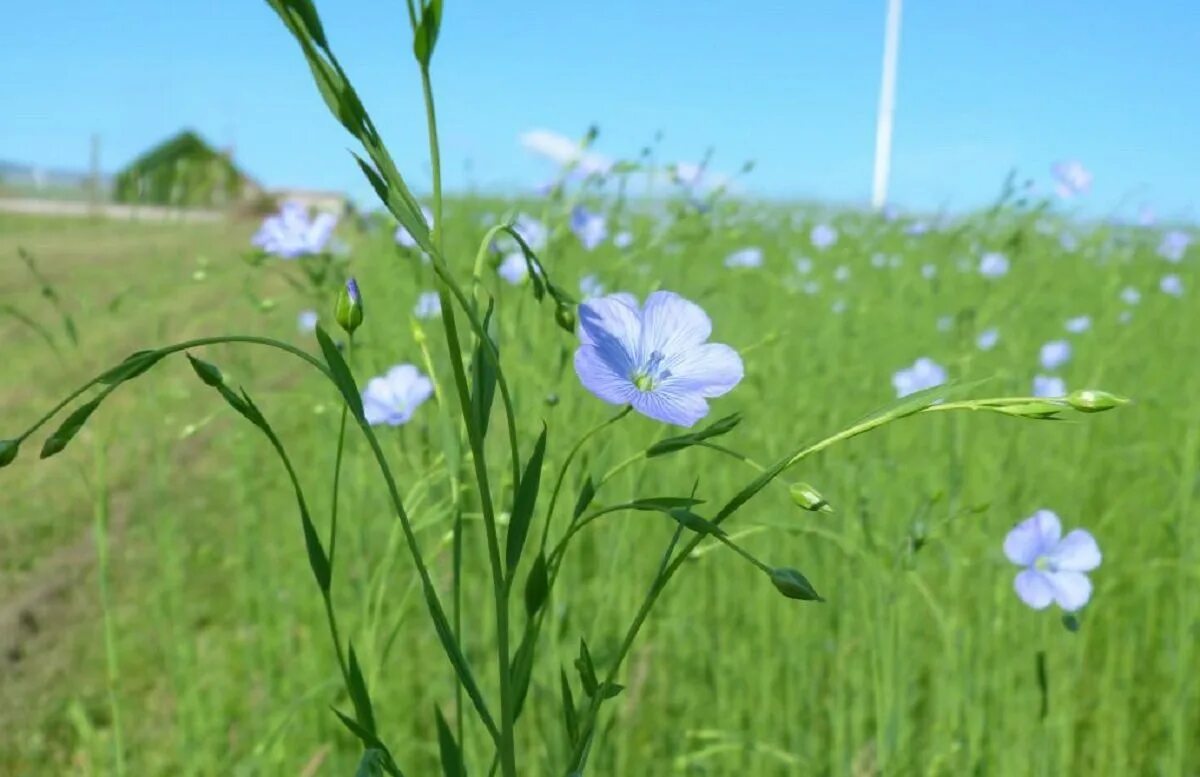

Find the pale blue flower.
xmin=892 ymin=357 xmax=946 ymax=398
xmin=499 ymin=252 xmax=528 ymax=285
xmin=834 ymin=265 xmax=850 ymax=283
xmin=613 ymin=230 xmax=634 ymax=249
xmin=1138 ymin=206 xmax=1156 ymax=227
xmin=1161 ymin=273 xmax=1184 ymax=296
xmin=574 ymin=291 xmax=744 ymax=427
xmin=1040 ymin=339 xmax=1071 ymax=370
xmin=977 ymin=327 xmax=999 ymax=351
xmin=1065 ymin=316 xmax=1091 ymax=334
xmin=905 ymin=220 xmax=930 ymax=236
xmin=794 ymin=256 xmax=813 ymax=275
xmin=580 ymin=274 xmax=605 ymax=299
xmin=494 ymin=214 xmax=548 ymax=254
xmin=1120 ymin=286 xmax=1141 ymax=305
xmin=979 ymin=252 xmax=1009 ymax=279
xmin=936 ymin=315 xmax=953 ymax=332
xmin=921 ymin=263 xmax=937 ymax=279
xmin=1158 ymin=231 xmax=1191 ymax=262
xmin=725 ymin=247 xmax=764 ymax=269
xmin=870 ymin=252 xmax=887 ymax=268
xmin=831 ymin=299 xmax=847 ymax=315
xmin=297 ymin=310 xmax=319 ymax=333
xmin=1004 ymin=509 xmax=1100 ymax=611
xmin=570 ymin=206 xmax=608 ymax=251
xmin=252 ymin=201 xmax=338 ymax=258
xmin=362 ymin=364 xmax=434 ymax=426
xmin=1033 ymin=374 xmax=1067 ymax=398
xmin=413 ymin=291 xmax=441 ymax=319
xmin=394 ymin=206 xmax=434 ymax=248
xmin=1051 ymin=160 xmax=1092 ymax=199
xmin=1059 ymin=231 xmax=1079 ymax=252
xmin=810 ymin=223 xmax=838 ymax=250
xmin=801 ymin=280 xmax=821 ymax=295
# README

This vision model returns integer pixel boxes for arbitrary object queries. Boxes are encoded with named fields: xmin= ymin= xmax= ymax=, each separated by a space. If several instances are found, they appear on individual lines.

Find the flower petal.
xmin=1044 ymin=570 xmax=1092 ymax=611
xmin=1014 ymin=569 xmax=1054 ymax=609
xmin=639 ymin=291 xmax=712 ymax=358
xmin=578 ymin=294 xmax=642 ymax=353
xmin=1049 ymin=529 xmax=1101 ymax=572
xmin=660 ymin=343 xmax=744 ymax=398
xmin=630 ymin=386 xmax=709 ymax=427
xmin=1003 ymin=509 xmax=1062 ymax=566
xmin=574 ymin=345 xmax=638 ymax=406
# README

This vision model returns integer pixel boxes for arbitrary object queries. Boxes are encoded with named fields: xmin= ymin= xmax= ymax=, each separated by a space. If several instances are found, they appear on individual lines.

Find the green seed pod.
xmin=769 ymin=567 xmax=823 ymax=602
xmin=789 ymin=482 xmax=832 ymax=513
xmin=555 ymin=303 xmax=576 ymax=334
xmin=335 ymin=278 xmax=364 ymax=334
xmin=1067 ymin=389 xmax=1128 ymax=413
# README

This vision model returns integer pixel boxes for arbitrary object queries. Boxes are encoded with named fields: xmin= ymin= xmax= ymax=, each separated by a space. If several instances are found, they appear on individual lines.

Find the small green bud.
xmin=0 ymin=439 xmax=20 ymax=468
xmin=789 ymin=482 xmax=832 ymax=513
xmin=1067 ymin=389 xmax=1128 ymax=413
xmin=544 ymin=393 xmax=560 ymax=407
xmin=769 ymin=567 xmax=823 ymax=602
xmin=994 ymin=401 xmax=1067 ymax=420
xmin=186 ymin=354 xmax=224 ymax=387
xmin=335 ymin=277 xmax=364 ymax=334
xmin=554 ymin=303 xmax=576 ymax=334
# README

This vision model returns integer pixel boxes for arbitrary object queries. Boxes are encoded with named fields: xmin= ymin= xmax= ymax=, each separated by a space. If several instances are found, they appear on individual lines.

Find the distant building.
xmin=113 ymin=130 xmax=260 ymax=209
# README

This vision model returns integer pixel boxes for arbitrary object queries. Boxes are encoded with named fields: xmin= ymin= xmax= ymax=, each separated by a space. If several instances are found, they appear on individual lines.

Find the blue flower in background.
xmin=794 ymin=256 xmax=813 ymax=275
xmin=810 ymin=223 xmax=838 ymax=250
xmin=1040 ymin=339 xmax=1071 ymax=370
xmin=1004 ymin=509 xmax=1101 ymax=611
xmin=499 ymin=252 xmax=528 ymax=285
xmin=413 ymin=291 xmax=441 ymax=319
xmin=574 ymin=291 xmax=744 ymax=427
xmin=978 ymin=251 xmax=1009 ymax=279
xmin=976 ymin=327 xmax=999 ymax=351
xmin=512 ymin=213 xmax=548 ymax=251
xmin=1033 ymin=374 xmax=1067 ymax=398
xmin=1158 ymin=231 xmax=1191 ymax=262
xmin=613 ymin=230 xmax=634 ymax=250
xmin=891 ymin=357 xmax=946 ymax=398
xmin=570 ymin=206 xmax=608 ymax=251
xmin=1051 ymin=160 xmax=1093 ymax=199
xmin=580 ymin=274 xmax=605 ymax=299
xmin=362 ymin=364 xmax=434 ymax=426
xmin=1059 ymin=231 xmax=1080 ymax=252
xmin=905 ymin=220 xmax=930 ymax=236
xmin=252 ymin=201 xmax=337 ymax=258
xmin=1065 ymin=315 xmax=1092 ymax=333
xmin=297 ymin=310 xmax=319 ymax=333
xmin=724 ymin=247 xmax=763 ymax=269
xmin=1160 ymin=273 xmax=1184 ymax=297
xmin=1120 ymin=286 xmax=1141 ymax=305
xmin=921 ymin=263 xmax=937 ymax=279
xmin=394 ymin=205 xmax=434 ymax=248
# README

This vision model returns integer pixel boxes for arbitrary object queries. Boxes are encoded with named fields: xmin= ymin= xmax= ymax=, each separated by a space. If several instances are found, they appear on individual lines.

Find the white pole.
xmin=871 ymin=0 xmax=903 ymax=211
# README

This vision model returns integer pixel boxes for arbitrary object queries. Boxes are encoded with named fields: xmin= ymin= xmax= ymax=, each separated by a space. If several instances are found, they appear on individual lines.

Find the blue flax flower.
xmin=810 ymin=223 xmax=838 ymax=250
xmin=570 ymin=206 xmax=608 ymax=251
xmin=724 ymin=247 xmax=764 ymax=269
xmin=413 ymin=291 xmax=441 ymax=319
xmin=891 ymin=357 xmax=946 ymax=398
xmin=252 ymin=201 xmax=337 ymax=258
xmin=574 ymin=291 xmax=743 ymax=427
xmin=362 ymin=365 xmax=434 ymax=426
xmin=1004 ymin=509 xmax=1101 ymax=611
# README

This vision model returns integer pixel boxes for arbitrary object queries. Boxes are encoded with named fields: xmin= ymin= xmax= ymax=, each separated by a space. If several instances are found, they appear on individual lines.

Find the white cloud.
xmin=519 ymin=128 xmax=612 ymax=176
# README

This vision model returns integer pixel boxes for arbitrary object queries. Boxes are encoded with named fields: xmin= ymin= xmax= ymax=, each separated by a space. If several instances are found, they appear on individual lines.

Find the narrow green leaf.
xmin=627 ymin=496 xmax=705 ymax=512
xmin=667 ymin=508 xmax=727 ymax=538
xmin=575 ymin=639 xmax=599 ymax=697
xmin=470 ymin=298 xmax=498 ymax=438
xmin=355 ymin=748 xmax=388 ymax=777
xmin=559 ymin=668 xmax=579 ymax=745
xmin=434 ymin=705 xmax=466 ymax=777
xmin=40 ymin=395 xmax=104 ymax=459
xmin=572 ymin=475 xmax=596 ymax=519
xmin=597 ymin=682 xmax=624 ymax=700
xmin=523 ymin=551 xmax=550 ymax=617
xmin=333 ymin=706 xmax=385 ymax=750
xmin=99 ymin=350 xmax=165 ymax=385
xmin=506 ymin=424 xmax=548 ymax=575
xmin=315 ymin=325 xmax=364 ymax=421
xmin=646 ymin=412 xmax=742 ymax=457
xmin=0 ymin=439 xmax=20 ymax=469
xmin=510 ymin=631 xmax=536 ymax=721
xmin=186 ymin=353 xmax=224 ymax=387
xmin=347 ymin=644 xmax=377 ymax=737
xmin=412 ymin=0 xmax=443 ymax=66
xmin=421 ymin=579 xmax=498 ymax=739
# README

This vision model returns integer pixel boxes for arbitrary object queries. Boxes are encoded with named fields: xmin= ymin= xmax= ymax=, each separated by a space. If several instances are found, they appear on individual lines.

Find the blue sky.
xmin=3 ymin=1 xmax=1197 ymax=219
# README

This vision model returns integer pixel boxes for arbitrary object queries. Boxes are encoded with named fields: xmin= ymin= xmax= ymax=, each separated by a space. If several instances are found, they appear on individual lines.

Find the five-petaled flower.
xmin=252 ymin=201 xmax=337 ymax=258
xmin=574 ymin=291 xmax=743 ymax=427
xmin=362 ymin=364 xmax=434 ymax=426
xmin=570 ymin=206 xmax=608 ymax=251
xmin=1004 ymin=509 xmax=1101 ymax=611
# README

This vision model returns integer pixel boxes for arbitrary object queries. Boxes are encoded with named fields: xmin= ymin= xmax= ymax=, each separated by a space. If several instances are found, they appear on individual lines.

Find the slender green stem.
xmin=92 ymin=441 xmax=125 ymax=777
xmin=420 ymin=62 xmax=516 ymax=776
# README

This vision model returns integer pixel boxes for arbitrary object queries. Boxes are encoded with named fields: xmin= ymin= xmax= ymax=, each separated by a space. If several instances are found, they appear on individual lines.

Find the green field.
xmin=1 ymin=200 xmax=1196 ymax=776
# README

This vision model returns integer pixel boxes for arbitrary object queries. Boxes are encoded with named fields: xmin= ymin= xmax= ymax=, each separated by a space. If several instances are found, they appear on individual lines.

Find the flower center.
xmin=632 ymin=350 xmax=671 ymax=392
xmin=1033 ymin=555 xmax=1054 ymax=572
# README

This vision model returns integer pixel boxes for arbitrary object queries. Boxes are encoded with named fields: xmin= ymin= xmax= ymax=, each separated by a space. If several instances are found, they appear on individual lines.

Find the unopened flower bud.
xmin=555 ymin=303 xmax=576 ymax=334
xmin=0 ymin=439 xmax=19 ymax=469
xmin=336 ymin=277 xmax=364 ymax=334
xmin=789 ymin=482 xmax=832 ymax=513
xmin=769 ymin=567 xmax=823 ymax=602
xmin=1067 ymin=389 xmax=1128 ymax=413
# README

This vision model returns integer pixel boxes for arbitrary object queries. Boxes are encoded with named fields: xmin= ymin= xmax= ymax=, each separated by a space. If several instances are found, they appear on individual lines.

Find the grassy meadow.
xmin=0 ymin=199 xmax=1196 ymax=775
